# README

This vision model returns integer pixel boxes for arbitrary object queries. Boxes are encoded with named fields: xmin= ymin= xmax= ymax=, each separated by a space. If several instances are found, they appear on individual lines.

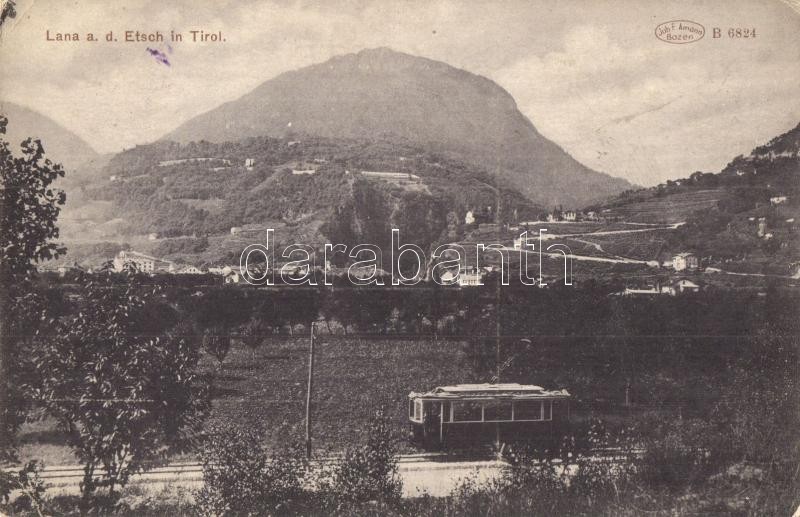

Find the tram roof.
xmin=409 ymin=383 xmax=570 ymax=400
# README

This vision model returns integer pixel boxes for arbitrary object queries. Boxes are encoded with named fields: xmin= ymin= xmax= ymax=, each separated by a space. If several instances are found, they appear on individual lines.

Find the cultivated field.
xmin=601 ymin=189 xmax=728 ymax=223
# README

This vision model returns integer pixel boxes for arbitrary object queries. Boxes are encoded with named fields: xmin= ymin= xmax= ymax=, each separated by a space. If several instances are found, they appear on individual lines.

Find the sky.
xmin=1 ymin=0 xmax=799 ymax=186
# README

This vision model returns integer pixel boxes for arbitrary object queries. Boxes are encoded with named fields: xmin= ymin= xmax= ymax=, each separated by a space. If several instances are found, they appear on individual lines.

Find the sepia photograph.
xmin=1 ymin=0 xmax=798 ymax=515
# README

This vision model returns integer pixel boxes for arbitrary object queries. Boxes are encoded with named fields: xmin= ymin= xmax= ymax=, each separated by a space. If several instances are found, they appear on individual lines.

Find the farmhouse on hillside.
xmin=672 ymin=252 xmax=699 ymax=271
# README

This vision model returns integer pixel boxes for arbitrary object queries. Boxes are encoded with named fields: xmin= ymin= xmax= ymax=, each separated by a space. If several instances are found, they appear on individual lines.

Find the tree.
xmin=0 ymin=1 xmax=16 ymax=28
xmin=29 ymin=270 xmax=211 ymax=510
xmin=239 ymin=317 xmax=265 ymax=361
xmin=0 ymin=113 xmax=66 ymax=461
xmin=203 ymin=326 xmax=232 ymax=368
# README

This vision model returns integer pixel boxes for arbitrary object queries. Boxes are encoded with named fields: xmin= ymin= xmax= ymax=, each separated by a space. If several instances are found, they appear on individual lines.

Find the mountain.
xmin=1 ymin=101 xmax=98 ymax=171
xmin=592 ymin=122 xmax=800 ymax=275
xmin=164 ymin=48 xmax=632 ymax=208
xmin=61 ymin=135 xmax=543 ymax=266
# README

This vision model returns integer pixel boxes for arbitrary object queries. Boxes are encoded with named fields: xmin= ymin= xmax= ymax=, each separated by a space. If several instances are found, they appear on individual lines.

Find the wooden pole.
xmin=494 ymin=187 xmax=502 ymax=452
xmin=495 ymin=185 xmax=502 ymax=384
xmin=305 ymin=322 xmax=315 ymax=459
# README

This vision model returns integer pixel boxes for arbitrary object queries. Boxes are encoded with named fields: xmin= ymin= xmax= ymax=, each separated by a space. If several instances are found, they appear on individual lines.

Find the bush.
xmin=195 ymin=425 xmax=310 ymax=516
xmin=322 ymin=409 xmax=403 ymax=509
xmin=0 ymin=460 xmax=47 ymax=515
xmin=636 ymin=418 xmax=715 ymax=491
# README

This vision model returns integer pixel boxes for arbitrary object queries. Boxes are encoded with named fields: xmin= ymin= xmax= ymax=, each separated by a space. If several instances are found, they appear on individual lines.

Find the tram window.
xmin=452 ymin=401 xmax=483 ymax=422
xmin=514 ymin=400 xmax=543 ymax=421
xmin=409 ymin=400 xmax=415 ymax=419
xmin=483 ymin=400 xmax=513 ymax=421
xmin=442 ymin=402 xmax=451 ymax=422
xmin=414 ymin=399 xmax=423 ymax=421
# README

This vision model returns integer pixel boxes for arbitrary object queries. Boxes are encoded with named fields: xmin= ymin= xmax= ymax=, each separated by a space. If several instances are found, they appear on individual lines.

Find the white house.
xmin=770 ymin=196 xmax=787 ymax=205
xmin=623 ymin=285 xmax=673 ymax=296
xmin=672 ymin=252 xmax=699 ymax=271
xmin=457 ymin=267 xmax=484 ymax=287
xmin=291 ymin=169 xmax=316 ymax=175
xmin=439 ymin=269 xmax=458 ymax=285
xmin=465 ymin=210 xmax=476 ymax=225
xmin=673 ymin=279 xmax=700 ymax=293
xmin=113 ymin=251 xmax=174 ymax=274
xmin=221 ymin=266 xmax=240 ymax=284
xmin=245 ymin=158 xmax=255 ymax=170
xmin=563 ymin=210 xmax=577 ymax=222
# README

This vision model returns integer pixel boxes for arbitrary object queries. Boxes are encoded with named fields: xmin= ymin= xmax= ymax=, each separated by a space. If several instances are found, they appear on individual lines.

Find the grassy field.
xmin=204 ymin=336 xmax=477 ymax=455
xmin=17 ymin=336 xmax=477 ymax=464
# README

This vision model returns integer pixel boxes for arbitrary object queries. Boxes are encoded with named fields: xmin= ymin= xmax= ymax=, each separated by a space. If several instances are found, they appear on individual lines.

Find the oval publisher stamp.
xmin=655 ymin=20 xmax=705 ymax=44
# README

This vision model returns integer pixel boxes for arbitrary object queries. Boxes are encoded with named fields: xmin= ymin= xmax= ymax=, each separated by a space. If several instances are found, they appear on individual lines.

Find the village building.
xmin=478 ymin=223 xmax=500 ymax=233
xmin=291 ymin=169 xmax=316 ymax=175
xmin=113 ymin=251 xmax=174 ymax=274
xmin=757 ymin=218 xmax=768 ymax=238
xmin=222 ymin=267 xmax=240 ymax=284
xmin=55 ymin=262 xmax=86 ymax=278
xmin=672 ymin=252 xmax=699 ymax=271
xmin=623 ymin=284 xmax=675 ymax=296
xmin=464 ymin=210 xmax=475 ymax=225
xmin=563 ymin=210 xmax=577 ymax=222
xmin=673 ymin=279 xmax=700 ymax=293
xmin=147 ymin=232 xmax=158 ymax=241
xmin=621 ymin=278 xmax=701 ymax=297
xmin=278 ymin=263 xmax=310 ymax=277
xmin=245 ymin=158 xmax=255 ymax=170
xmin=457 ymin=267 xmax=484 ymax=287
xmin=361 ymin=171 xmax=420 ymax=181
xmin=770 ymin=195 xmax=787 ymax=205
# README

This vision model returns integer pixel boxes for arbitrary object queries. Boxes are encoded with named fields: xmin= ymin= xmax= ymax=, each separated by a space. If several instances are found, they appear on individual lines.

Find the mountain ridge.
xmin=0 ymin=101 xmax=98 ymax=170
xmin=164 ymin=47 xmax=633 ymax=208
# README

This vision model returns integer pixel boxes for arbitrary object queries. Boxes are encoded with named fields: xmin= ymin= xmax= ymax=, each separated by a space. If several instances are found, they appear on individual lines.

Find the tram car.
xmin=408 ymin=383 xmax=571 ymax=450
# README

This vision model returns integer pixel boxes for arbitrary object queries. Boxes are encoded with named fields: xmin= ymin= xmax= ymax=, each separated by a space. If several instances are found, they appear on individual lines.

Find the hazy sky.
xmin=1 ymin=0 xmax=799 ymax=185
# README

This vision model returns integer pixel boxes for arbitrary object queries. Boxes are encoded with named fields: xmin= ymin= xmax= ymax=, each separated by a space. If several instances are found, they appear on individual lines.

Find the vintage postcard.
xmin=1 ymin=0 xmax=798 ymax=515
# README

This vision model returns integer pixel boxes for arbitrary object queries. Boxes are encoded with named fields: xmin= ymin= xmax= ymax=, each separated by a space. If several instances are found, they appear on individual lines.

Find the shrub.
xmin=636 ymin=418 xmax=714 ymax=491
xmin=323 ymin=409 xmax=403 ymax=509
xmin=0 ymin=460 xmax=47 ymax=515
xmin=195 ymin=425 xmax=310 ymax=516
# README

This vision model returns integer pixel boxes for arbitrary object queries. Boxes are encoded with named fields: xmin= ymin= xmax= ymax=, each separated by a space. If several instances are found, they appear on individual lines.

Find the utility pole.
xmin=493 ymin=187 xmax=502 ymax=452
xmin=305 ymin=322 xmax=315 ymax=459
xmin=494 ymin=186 xmax=502 ymax=384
